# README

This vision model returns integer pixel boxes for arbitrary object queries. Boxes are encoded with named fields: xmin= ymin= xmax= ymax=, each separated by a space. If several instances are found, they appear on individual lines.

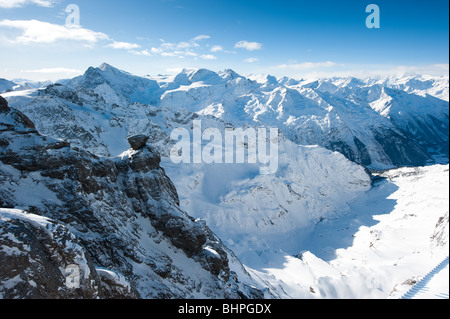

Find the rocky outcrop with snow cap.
xmin=0 ymin=96 xmax=266 ymax=299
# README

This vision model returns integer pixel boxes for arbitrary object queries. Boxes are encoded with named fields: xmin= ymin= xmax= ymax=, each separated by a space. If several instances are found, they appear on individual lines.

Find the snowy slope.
xmin=244 ymin=164 xmax=449 ymax=299
xmin=401 ymin=257 xmax=449 ymax=299
xmin=0 ymin=79 xmax=19 ymax=94
xmin=365 ymin=75 xmax=449 ymax=102
xmin=162 ymin=139 xmax=371 ymax=246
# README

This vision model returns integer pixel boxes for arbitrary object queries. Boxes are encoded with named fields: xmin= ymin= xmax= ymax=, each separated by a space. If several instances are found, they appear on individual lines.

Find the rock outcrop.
xmin=127 ymin=135 xmax=150 ymax=151
xmin=0 ymin=209 xmax=103 ymax=299
xmin=0 ymin=97 xmax=264 ymax=299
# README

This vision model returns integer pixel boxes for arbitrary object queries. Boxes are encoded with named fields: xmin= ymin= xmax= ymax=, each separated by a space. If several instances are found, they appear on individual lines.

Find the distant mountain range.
xmin=3 ymin=63 xmax=448 ymax=168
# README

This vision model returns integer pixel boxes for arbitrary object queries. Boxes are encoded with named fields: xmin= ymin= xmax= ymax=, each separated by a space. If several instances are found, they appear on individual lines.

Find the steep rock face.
xmin=369 ymin=87 xmax=449 ymax=161
xmin=0 ymin=209 xmax=103 ymax=299
xmin=0 ymin=98 xmax=265 ymax=299
xmin=0 ymin=96 xmax=8 ymax=111
xmin=0 ymin=96 xmax=36 ymax=132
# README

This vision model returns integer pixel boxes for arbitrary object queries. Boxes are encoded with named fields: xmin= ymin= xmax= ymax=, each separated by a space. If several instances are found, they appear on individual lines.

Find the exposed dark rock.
xmin=127 ymin=135 xmax=150 ymax=151
xmin=0 ymin=210 xmax=102 ymax=299
xmin=353 ymin=137 xmax=372 ymax=167
xmin=373 ymin=129 xmax=429 ymax=167
xmin=0 ymin=95 xmax=9 ymax=113
xmin=0 ymin=96 xmax=35 ymax=131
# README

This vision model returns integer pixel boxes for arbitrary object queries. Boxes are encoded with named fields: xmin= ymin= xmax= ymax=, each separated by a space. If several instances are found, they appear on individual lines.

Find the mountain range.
xmin=0 ymin=64 xmax=448 ymax=299
xmin=4 ymin=64 xmax=448 ymax=168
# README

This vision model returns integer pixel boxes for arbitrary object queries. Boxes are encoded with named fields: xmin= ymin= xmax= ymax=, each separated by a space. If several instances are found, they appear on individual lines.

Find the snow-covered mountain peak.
xmin=219 ymin=69 xmax=242 ymax=81
xmin=78 ymin=63 xmax=146 ymax=85
xmin=3 ymin=63 xmax=449 ymax=169
xmin=333 ymin=76 xmax=365 ymax=89
xmin=98 ymin=62 xmax=118 ymax=72
xmin=67 ymin=64 xmax=161 ymax=105
xmin=301 ymin=79 xmax=339 ymax=94
xmin=187 ymin=68 xmax=224 ymax=85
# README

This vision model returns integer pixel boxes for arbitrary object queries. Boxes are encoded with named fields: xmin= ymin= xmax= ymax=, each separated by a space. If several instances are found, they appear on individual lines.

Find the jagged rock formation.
xmin=0 ymin=97 xmax=266 ymax=299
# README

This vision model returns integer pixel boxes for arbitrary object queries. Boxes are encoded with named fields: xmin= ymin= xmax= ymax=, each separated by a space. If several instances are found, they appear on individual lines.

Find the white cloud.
xmin=271 ymin=63 xmax=449 ymax=80
xmin=383 ymin=64 xmax=450 ymax=77
xmin=146 ymin=35 xmax=212 ymax=59
xmin=245 ymin=57 xmax=259 ymax=63
xmin=22 ymin=67 xmax=82 ymax=74
xmin=235 ymin=40 xmax=263 ymax=51
xmin=107 ymin=41 xmax=141 ymax=50
xmin=183 ymin=51 xmax=197 ymax=57
xmin=211 ymin=45 xmax=223 ymax=52
xmin=129 ymin=49 xmax=151 ymax=56
xmin=0 ymin=19 xmax=151 ymax=59
xmin=277 ymin=61 xmax=338 ymax=69
xmin=158 ymin=50 xmax=195 ymax=58
xmin=176 ymin=35 xmax=211 ymax=49
xmin=200 ymin=54 xmax=217 ymax=60
xmin=160 ymin=42 xmax=175 ymax=50
xmin=0 ymin=19 xmax=110 ymax=44
xmin=161 ymin=51 xmax=178 ymax=57
xmin=192 ymin=35 xmax=210 ymax=42
xmin=150 ymin=47 xmax=163 ymax=54
xmin=177 ymin=41 xmax=191 ymax=49
xmin=0 ymin=0 xmax=55 ymax=8
xmin=4 ymin=31 xmax=214 ymax=58
xmin=166 ymin=67 xmax=184 ymax=74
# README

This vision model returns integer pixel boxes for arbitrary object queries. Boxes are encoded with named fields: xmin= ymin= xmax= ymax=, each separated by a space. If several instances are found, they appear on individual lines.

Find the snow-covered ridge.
xmin=3 ymin=63 xmax=447 ymax=169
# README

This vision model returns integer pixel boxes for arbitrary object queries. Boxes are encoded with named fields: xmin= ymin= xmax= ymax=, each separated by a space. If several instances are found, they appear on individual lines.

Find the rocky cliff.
xmin=0 ymin=96 xmax=266 ymax=299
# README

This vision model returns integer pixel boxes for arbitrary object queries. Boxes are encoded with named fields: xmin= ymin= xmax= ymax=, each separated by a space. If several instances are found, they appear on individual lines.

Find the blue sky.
xmin=0 ymin=0 xmax=448 ymax=80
